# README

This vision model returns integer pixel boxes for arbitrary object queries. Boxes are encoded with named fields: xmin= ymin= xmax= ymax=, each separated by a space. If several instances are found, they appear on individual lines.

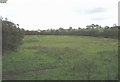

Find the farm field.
xmin=3 ymin=35 xmax=118 ymax=80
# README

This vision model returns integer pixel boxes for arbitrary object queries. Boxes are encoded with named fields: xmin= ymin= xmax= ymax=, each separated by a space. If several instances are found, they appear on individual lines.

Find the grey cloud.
xmin=91 ymin=17 xmax=106 ymax=21
xmin=81 ymin=7 xmax=106 ymax=14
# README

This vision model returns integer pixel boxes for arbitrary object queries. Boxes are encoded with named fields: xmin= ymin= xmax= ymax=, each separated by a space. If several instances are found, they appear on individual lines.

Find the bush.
xmin=2 ymin=20 xmax=25 ymax=54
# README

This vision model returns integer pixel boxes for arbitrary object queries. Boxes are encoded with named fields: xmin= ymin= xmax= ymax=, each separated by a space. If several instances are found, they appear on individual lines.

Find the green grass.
xmin=3 ymin=35 xmax=118 ymax=80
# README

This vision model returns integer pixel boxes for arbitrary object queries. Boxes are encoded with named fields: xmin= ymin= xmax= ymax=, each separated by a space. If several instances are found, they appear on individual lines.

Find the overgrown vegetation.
xmin=3 ymin=35 xmax=118 ymax=80
xmin=2 ymin=19 xmax=25 ymax=54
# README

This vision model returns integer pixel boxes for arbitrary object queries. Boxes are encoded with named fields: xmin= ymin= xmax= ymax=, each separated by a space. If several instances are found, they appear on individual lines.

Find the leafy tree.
xmin=2 ymin=19 xmax=24 ymax=54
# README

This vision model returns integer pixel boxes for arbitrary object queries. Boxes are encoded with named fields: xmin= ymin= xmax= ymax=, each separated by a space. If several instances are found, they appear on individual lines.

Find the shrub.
xmin=2 ymin=20 xmax=25 ymax=54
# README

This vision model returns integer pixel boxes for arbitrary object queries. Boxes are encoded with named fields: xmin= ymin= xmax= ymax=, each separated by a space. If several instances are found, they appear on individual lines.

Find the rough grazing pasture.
xmin=3 ymin=35 xmax=118 ymax=80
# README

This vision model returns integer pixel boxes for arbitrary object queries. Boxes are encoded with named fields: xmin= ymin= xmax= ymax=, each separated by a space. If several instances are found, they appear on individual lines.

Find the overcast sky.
xmin=0 ymin=0 xmax=119 ymax=30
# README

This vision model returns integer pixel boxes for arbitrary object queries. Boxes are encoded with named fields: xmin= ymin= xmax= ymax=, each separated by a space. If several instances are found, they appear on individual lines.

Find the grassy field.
xmin=3 ymin=35 xmax=118 ymax=80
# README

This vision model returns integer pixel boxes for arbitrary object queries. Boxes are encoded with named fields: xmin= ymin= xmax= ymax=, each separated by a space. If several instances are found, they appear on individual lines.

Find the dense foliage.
xmin=25 ymin=25 xmax=119 ymax=39
xmin=2 ymin=20 xmax=25 ymax=54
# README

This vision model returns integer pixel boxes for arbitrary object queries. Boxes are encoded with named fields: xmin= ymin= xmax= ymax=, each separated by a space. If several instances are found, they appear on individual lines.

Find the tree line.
xmin=25 ymin=24 xmax=119 ymax=39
